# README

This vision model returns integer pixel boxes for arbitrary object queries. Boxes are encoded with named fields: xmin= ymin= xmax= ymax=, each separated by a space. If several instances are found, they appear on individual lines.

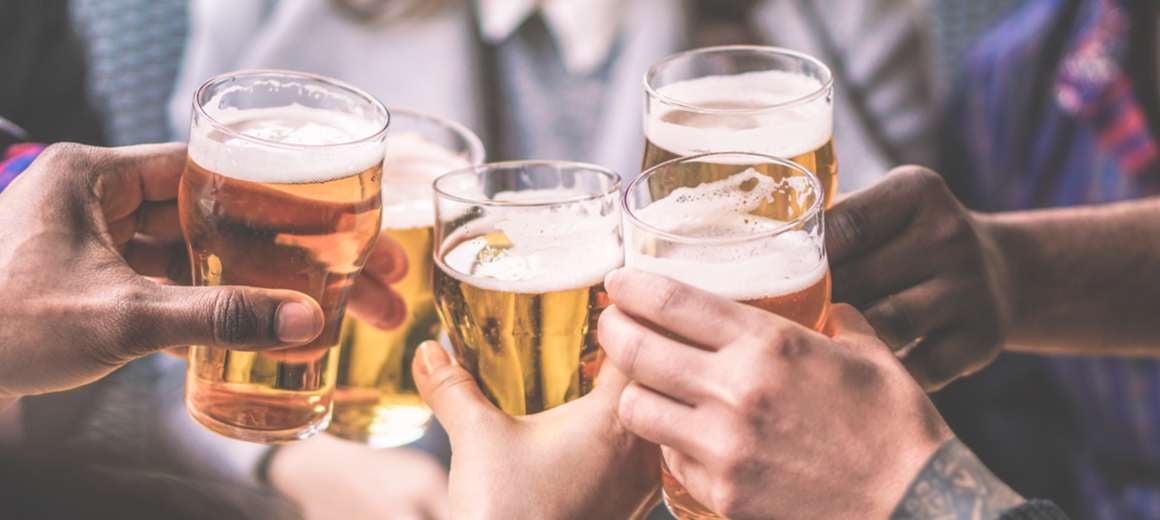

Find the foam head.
xmin=380 ymin=132 xmax=473 ymax=229
xmin=188 ymin=103 xmax=385 ymax=184
xmin=439 ymin=189 xmax=622 ymax=294
xmin=645 ymin=70 xmax=832 ymax=160
xmin=627 ymin=168 xmax=826 ymax=301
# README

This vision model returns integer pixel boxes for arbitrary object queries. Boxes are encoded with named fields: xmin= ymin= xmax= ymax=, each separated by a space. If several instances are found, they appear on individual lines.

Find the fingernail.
xmin=604 ymin=268 xmax=622 ymax=287
xmin=419 ymin=340 xmax=450 ymax=373
xmin=276 ymin=302 xmax=320 ymax=343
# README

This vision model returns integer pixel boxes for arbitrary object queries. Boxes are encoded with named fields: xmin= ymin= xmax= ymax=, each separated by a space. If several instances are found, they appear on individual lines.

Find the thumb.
xmin=412 ymin=340 xmax=500 ymax=439
xmin=825 ymin=304 xmax=884 ymax=352
xmin=133 ymin=284 xmax=324 ymax=351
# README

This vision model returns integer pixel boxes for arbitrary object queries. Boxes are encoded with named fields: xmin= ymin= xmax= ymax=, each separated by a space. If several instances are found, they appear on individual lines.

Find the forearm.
xmin=891 ymin=439 xmax=1025 ymax=519
xmin=982 ymin=198 xmax=1160 ymax=355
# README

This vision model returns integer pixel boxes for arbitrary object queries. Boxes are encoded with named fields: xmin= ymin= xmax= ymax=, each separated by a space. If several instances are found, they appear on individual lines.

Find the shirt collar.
xmin=475 ymin=0 xmax=625 ymax=75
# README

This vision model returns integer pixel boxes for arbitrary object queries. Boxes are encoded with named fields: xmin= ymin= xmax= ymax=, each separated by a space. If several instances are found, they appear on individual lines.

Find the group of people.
xmin=3 ymin=0 xmax=1160 ymax=519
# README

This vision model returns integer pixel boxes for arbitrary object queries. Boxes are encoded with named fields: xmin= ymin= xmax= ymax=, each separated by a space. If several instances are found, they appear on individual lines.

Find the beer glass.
xmin=624 ymin=152 xmax=829 ymax=519
xmin=330 ymin=109 xmax=485 ymax=447
xmin=181 ymin=70 xmax=387 ymax=443
xmin=433 ymin=161 xmax=622 ymax=416
xmin=643 ymin=45 xmax=838 ymax=206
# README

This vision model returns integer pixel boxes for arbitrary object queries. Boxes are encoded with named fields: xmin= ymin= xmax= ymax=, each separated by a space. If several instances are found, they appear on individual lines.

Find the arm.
xmin=826 ymin=167 xmax=1160 ymax=389
xmin=984 ymin=200 xmax=1160 ymax=355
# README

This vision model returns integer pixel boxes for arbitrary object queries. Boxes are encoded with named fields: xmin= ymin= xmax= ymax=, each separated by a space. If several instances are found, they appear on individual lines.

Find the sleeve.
xmin=1000 ymin=500 xmax=1071 ymax=520
xmin=0 ymin=142 xmax=47 ymax=194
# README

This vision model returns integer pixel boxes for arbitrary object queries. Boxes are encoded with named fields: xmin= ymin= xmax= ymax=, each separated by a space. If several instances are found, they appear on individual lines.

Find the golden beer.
xmin=625 ymin=152 xmax=829 ymax=520
xmin=644 ymin=46 xmax=837 ymax=207
xmin=330 ymin=122 xmax=484 ymax=447
xmin=181 ymin=71 xmax=387 ymax=443
xmin=432 ymin=162 xmax=622 ymax=416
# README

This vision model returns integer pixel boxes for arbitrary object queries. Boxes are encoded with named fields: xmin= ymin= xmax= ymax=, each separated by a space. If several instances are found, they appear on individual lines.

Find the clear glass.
xmin=331 ymin=108 xmax=486 ymax=447
xmin=624 ymin=152 xmax=829 ymax=520
xmin=433 ymin=161 xmax=622 ymax=416
xmin=181 ymin=70 xmax=388 ymax=443
xmin=642 ymin=45 xmax=838 ymax=206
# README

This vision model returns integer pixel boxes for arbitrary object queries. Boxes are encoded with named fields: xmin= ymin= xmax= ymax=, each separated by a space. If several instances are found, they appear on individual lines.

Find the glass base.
xmin=188 ymin=401 xmax=330 ymax=444
xmin=328 ymin=404 xmax=432 ymax=448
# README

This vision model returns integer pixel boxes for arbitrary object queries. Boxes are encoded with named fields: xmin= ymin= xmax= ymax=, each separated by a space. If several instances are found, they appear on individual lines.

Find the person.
xmin=0 ymin=139 xmax=446 ymax=518
xmin=827 ymin=0 xmax=1160 ymax=516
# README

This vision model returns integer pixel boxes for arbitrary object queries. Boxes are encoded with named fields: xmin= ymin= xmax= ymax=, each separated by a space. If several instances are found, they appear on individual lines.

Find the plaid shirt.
xmin=947 ymin=1 xmax=1160 ymax=518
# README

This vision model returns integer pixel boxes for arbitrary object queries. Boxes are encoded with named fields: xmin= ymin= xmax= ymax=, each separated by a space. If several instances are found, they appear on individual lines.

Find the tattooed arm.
xmin=893 ymin=439 xmax=1070 ymax=520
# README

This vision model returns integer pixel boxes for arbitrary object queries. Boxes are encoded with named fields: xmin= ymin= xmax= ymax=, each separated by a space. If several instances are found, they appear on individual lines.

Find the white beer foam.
xmin=627 ymin=169 xmax=826 ymax=301
xmin=439 ymin=190 xmax=622 ymax=294
xmin=189 ymin=104 xmax=384 ymax=184
xmin=645 ymin=70 xmax=832 ymax=160
xmin=381 ymin=132 xmax=473 ymax=230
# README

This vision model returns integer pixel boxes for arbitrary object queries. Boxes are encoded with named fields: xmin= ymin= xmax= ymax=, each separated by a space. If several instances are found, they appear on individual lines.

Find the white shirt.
xmin=475 ymin=0 xmax=625 ymax=75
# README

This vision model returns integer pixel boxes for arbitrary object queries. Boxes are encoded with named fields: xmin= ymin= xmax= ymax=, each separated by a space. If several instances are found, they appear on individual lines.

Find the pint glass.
xmin=330 ymin=109 xmax=485 ymax=447
xmin=624 ymin=152 xmax=829 ymax=519
xmin=433 ymin=161 xmax=622 ymax=415
xmin=644 ymin=45 xmax=837 ymax=206
xmin=181 ymin=70 xmax=387 ymax=443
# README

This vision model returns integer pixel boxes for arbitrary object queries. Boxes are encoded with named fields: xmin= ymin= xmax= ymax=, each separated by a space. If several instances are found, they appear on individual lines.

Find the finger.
xmin=661 ymin=448 xmax=715 ymax=511
xmin=122 ymin=237 xmax=189 ymax=281
xmin=825 ymin=166 xmax=941 ymax=264
xmin=135 ymin=202 xmax=183 ymax=241
xmin=106 ymin=216 xmax=137 ymax=245
xmin=598 ymin=305 xmax=715 ymax=404
xmin=604 ymin=268 xmax=769 ymax=350
xmin=130 ymin=283 xmax=324 ymax=352
xmin=902 ymin=328 xmax=998 ymax=391
xmin=164 ymin=347 xmax=189 ymax=360
xmin=862 ymin=279 xmax=959 ymax=350
xmin=617 ymin=382 xmax=704 ymax=459
xmin=830 ymin=229 xmax=933 ymax=307
xmin=825 ymin=303 xmax=890 ymax=356
xmin=91 ymin=143 xmax=188 ymax=221
xmin=825 ymin=303 xmax=877 ymax=339
xmin=412 ymin=340 xmax=501 ymax=439
xmin=362 ymin=235 xmax=409 ymax=286
xmin=347 ymin=274 xmax=408 ymax=330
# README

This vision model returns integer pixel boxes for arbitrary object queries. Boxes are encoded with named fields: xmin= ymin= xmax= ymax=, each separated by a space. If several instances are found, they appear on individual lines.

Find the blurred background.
xmin=5 ymin=0 xmax=1158 ymax=519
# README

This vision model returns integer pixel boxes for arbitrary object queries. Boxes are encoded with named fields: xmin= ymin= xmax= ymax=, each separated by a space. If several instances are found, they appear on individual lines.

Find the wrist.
xmin=890 ymin=438 xmax=1023 ymax=520
xmin=973 ymin=211 xmax=1023 ymax=346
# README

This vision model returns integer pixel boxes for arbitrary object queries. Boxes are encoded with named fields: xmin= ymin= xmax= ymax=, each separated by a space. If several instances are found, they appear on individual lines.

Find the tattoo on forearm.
xmin=891 ymin=439 xmax=1023 ymax=520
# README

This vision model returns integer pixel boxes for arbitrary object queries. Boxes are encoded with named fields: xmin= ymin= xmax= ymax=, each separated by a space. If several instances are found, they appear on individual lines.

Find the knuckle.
xmin=653 ymin=279 xmax=687 ymax=314
xmin=210 ymin=290 xmax=264 ymax=345
xmin=868 ymin=298 xmax=915 ymax=347
xmin=38 ymin=142 xmax=90 ymax=166
xmin=93 ymin=285 xmax=155 ymax=365
xmin=901 ymin=165 xmax=945 ymax=193
xmin=826 ymin=205 xmax=869 ymax=254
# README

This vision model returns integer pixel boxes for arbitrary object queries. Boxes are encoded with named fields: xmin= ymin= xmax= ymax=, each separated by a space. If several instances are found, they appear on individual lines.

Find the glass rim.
xmin=433 ymin=160 xmax=622 ymax=208
xmin=624 ymin=151 xmax=824 ymax=246
xmin=387 ymin=106 xmax=487 ymax=165
xmin=193 ymin=69 xmax=391 ymax=150
xmin=644 ymin=45 xmax=834 ymax=115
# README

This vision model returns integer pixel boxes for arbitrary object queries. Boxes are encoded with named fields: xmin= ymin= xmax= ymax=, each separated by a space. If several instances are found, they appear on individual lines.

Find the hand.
xmin=826 ymin=166 xmax=1014 ymax=390
xmin=599 ymin=268 xmax=952 ymax=519
xmin=270 ymin=434 xmax=449 ymax=520
xmin=0 ymin=143 xmax=326 ymax=397
xmin=412 ymin=341 xmax=660 ymax=520
xmin=347 ymin=233 xmax=409 ymax=330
